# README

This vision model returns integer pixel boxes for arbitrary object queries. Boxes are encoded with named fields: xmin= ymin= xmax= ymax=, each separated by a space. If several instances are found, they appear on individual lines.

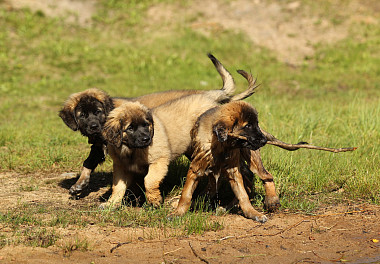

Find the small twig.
xmin=110 ymin=241 xmax=131 ymax=253
xmin=164 ymin=247 xmax=182 ymax=255
xmin=321 ymin=223 xmax=338 ymax=231
xmin=310 ymin=209 xmax=367 ymax=217
xmin=312 ymin=250 xmax=345 ymax=262
xmin=188 ymin=241 xmax=210 ymax=264
xmin=237 ymin=219 xmax=310 ymax=240
xmin=218 ymin=235 xmax=235 ymax=241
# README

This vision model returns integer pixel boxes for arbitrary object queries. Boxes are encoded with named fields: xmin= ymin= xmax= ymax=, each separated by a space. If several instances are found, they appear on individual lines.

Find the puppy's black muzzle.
xmin=244 ymin=132 xmax=267 ymax=151
xmin=86 ymin=121 xmax=102 ymax=135
xmin=126 ymin=128 xmax=152 ymax=149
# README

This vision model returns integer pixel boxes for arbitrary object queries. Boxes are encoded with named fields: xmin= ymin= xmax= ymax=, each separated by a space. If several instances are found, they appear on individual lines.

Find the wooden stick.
xmin=228 ymin=132 xmax=357 ymax=153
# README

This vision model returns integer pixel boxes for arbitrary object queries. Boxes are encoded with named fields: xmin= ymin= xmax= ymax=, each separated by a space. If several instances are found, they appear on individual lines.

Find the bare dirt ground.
xmin=0 ymin=172 xmax=379 ymax=263
xmin=5 ymin=0 xmax=379 ymax=64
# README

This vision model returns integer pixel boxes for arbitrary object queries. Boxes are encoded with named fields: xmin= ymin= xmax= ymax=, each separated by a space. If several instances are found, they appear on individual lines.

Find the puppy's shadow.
xmin=59 ymin=171 xmax=147 ymax=206
xmin=59 ymin=171 xmax=113 ymax=199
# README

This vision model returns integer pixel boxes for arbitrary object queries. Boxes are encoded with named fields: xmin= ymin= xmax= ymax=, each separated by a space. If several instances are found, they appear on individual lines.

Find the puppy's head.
xmin=102 ymin=102 xmax=154 ymax=149
xmin=212 ymin=101 xmax=267 ymax=151
xmin=59 ymin=88 xmax=114 ymax=138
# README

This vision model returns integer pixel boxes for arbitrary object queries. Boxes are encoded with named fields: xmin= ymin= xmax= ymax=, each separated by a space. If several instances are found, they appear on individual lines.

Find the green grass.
xmin=0 ymin=201 xmax=223 ymax=248
xmin=0 ymin=0 xmax=379 ymax=245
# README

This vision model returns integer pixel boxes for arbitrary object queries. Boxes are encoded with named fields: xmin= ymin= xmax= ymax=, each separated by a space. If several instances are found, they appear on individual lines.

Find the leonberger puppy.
xmin=59 ymin=54 xmax=246 ymax=196
xmin=101 ymin=68 xmax=258 ymax=208
xmin=171 ymin=99 xmax=269 ymax=223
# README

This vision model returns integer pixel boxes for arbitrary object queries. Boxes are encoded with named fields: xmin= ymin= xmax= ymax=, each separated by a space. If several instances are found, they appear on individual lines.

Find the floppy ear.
xmin=58 ymin=106 xmax=78 ymax=131
xmin=213 ymin=122 xmax=228 ymax=142
xmin=146 ymin=111 xmax=154 ymax=138
xmin=102 ymin=118 xmax=123 ymax=148
xmin=103 ymin=96 xmax=114 ymax=115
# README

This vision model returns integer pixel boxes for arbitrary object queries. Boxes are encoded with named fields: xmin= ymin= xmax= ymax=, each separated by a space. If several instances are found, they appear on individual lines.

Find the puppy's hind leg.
xmin=171 ymin=165 xmax=201 ymax=216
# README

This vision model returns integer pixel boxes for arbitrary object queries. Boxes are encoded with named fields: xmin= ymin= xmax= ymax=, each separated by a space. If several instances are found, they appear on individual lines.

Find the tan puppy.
xmin=172 ymin=98 xmax=268 ymax=222
xmin=101 ymin=63 xmax=257 ymax=208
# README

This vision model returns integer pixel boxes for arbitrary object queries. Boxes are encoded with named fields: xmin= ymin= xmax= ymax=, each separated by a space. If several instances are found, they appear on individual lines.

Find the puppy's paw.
xmin=168 ymin=195 xmax=181 ymax=209
xmin=254 ymin=215 xmax=268 ymax=223
xmin=69 ymin=185 xmax=82 ymax=195
xmin=264 ymin=196 xmax=281 ymax=212
xmin=69 ymin=178 xmax=90 ymax=195
xmin=146 ymin=193 xmax=163 ymax=207
xmin=99 ymin=202 xmax=119 ymax=211
xmin=166 ymin=213 xmax=178 ymax=221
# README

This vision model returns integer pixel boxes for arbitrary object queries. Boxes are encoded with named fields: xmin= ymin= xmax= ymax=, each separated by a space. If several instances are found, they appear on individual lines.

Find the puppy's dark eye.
xmin=94 ymin=109 xmax=102 ymax=115
xmin=143 ymin=122 xmax=149 ymax=127
xmin=126 ymin=125 xmax=134 ymax=132
xmin=79 ymin=112 xmax=86 ymax=118
xmin=244 ymin=123 xmax=252 ymax=129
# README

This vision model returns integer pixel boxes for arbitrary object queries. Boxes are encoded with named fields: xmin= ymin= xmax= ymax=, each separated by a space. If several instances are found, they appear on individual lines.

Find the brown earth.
xmin=0 ymin=172 xmax=379 ymax=264
xmin=5 ymin=0 xmax=379 ymax=64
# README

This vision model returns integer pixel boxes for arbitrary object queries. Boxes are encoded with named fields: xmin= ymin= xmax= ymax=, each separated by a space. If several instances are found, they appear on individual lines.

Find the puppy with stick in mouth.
xmin=101 ymin=59 xmax=258 ymax=208
xmin=171 ymin=71 xmax=269 ymax=222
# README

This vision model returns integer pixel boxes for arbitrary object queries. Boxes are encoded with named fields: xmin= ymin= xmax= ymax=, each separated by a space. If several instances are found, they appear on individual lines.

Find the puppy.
xmin=101 ymin=65 xmax=258 ymax=208
xmin=171 ymin=98 xmax=269 ymax=223
xmin=59 ymin=54 xmax=241 ymax=196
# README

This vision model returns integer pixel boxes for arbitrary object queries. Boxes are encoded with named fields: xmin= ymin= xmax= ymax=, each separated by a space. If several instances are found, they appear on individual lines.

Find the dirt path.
xmin=0 ymin=172 xmax=379 ymax=263
xmin=6 ymin=0 xmax=379 ymax=65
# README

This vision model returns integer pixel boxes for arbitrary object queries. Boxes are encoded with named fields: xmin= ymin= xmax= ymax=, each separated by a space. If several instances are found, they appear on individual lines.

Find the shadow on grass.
xmin=58 ymin=156 xmax=265 ymax=214
xmin=58 ymin=158 xmax=191 ymax=206
xmin=59 ymin=171 xmax=112 ymax=198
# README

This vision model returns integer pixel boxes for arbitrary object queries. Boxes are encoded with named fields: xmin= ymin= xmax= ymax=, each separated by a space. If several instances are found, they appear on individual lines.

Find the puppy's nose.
xmin=141 ymin=136 xmax=151 ymax=143
xmin=90 ymin=123 xmax=98 ymax=129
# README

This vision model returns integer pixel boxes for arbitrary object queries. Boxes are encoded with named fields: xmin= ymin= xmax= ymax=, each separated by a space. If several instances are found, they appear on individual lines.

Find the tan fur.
xmin=172 ymin=101 xmax=269 ymax=223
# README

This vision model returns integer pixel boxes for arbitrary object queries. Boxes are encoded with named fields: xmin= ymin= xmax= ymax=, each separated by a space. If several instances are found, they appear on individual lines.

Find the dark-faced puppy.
xmin=172 ymin=98 xmax=268 ymax=223
xmin=59 ymin=88 xmax=113 ymax=139
xmin=59 ymin=88 xmax=115 ymax=195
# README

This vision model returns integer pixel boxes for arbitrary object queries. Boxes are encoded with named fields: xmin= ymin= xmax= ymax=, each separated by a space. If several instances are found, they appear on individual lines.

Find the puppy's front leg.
xmin=226 ymin=167 xmax=267 ymax=223
xmin=100 ymin=159 xmax=131 ymax=209
xmin=69 ymin=144 xmax=106 ymax=195
xmin=144 ymin=158 xmax=170 ymax=207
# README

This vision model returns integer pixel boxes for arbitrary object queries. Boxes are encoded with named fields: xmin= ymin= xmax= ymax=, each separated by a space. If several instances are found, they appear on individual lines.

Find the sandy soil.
xmin=5 ymin=0 xmax=379 ymax=64
xmin=0 ymin=172 xmax=379 ymax=263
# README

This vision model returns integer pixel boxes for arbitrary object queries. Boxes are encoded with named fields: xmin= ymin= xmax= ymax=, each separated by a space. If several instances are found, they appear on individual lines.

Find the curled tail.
xmin=207 ymin=53 xmax=235 ymax=96
xmin=231 ymin=70 xmax=260 ymax=101
xmin=204 ymin=53 xmax=236 ymax=103
xmin=204 ymin=54 xmax=259 ymax=103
